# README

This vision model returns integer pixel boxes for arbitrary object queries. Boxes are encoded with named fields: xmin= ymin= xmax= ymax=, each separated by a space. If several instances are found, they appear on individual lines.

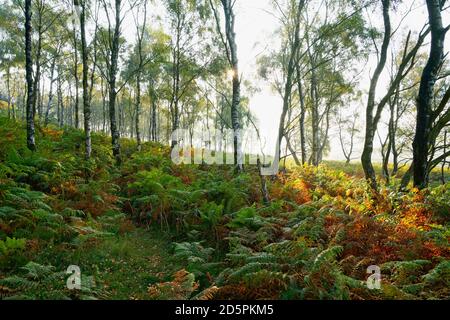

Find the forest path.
xmin=37 ymin=227 xmax=183 ymax=300
xmin=89 ymin=228 xmax=183 ymax=299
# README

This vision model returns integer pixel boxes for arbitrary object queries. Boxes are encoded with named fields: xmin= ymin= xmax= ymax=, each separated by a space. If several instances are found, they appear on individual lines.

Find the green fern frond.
xmin=312 ymin=245 xmax=343 ymax=271
xmin=0 ymin=275 xmax=38 ymax=291
xmin=246 ymin=253 xmax=279 ymax=264
xmin=422 ymin=261 xmax=450 ymax=286
xmin=228 ymin=262 xmax=283 ymax=283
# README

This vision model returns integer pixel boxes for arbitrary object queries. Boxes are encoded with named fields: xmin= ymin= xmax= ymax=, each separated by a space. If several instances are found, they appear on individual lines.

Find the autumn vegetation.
xmin=0 ymin=117 xmax=448 ymax=299
xmin=0 ymin=0 xmax=449 ymax=301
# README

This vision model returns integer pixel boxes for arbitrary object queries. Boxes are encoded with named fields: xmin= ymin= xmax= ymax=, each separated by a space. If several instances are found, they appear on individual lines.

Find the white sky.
xmin=226 ymin=0 xmax=450 ymax=162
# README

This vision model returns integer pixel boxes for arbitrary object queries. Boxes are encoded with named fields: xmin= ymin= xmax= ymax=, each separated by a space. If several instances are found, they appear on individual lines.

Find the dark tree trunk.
xmin=221 ymin=0 xmax=243 ymax=170
xmin=79 ymin=1 xmax=92 ymax=160
xmin=413 ymin=0 xmax=447 ymax=189
xmin=25 ymin=0 xmax=36 ymax=151
xmin=361 ymin=0 xmax=391 ymax=190
xmin=32 ymin=10 xmax=43 ymax=121
xmin=73 ymin=24 xmax=80 ymax=129
xmin=441 ymin=130 xmax=447 ymax=184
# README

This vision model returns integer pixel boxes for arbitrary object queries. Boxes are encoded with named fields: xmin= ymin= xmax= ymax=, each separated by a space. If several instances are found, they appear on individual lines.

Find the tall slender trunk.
xmin=44 ymin=52 xmax=58 ymax=125
xmin=413 ymin=0 xmax=447 ymax=188
xmin=20 ymin=91 xmax=27 ymax=120
xmin=305 ymin=29 xmax=320 ymax=166
xmin=21 ymin=89 xmax=26 ymax=120
xmin=170 ymin=15 xmax=181 ymax=149
xmin=135 ymin=1 xmax=147 ymax=151
xmin=88 ymin=22 xmax=98 ymax=107
xmin=318 ymin=107 xmax=331 ymax=163
xmin=101 ymin=78 xmax=107 ymax=133
xmin=276 ymin=0 xmax=304 ymax=170
xmin=6 ymin=66 xmax=11 ymax=119
xmin=362 ymin=0 xmax=391 ymax=190
xmin=108 ymin=0 xmax=122 ymax=165
xmin=151 ymin=94 xmax=157 ymax=142
xmin=310 ymin=75 xmax=319 ymax=165
xmin=391 ymin=101 xmax=400 ymax=175
xmin=32 ymin=14 xmax=43 ymax=121
xmin=73 ymin=25 xmax=80 ymax=129
xmin=222 ymin=0 xmax=243 ymax=170
xmin=57 ymin=70 xmax=62 ymax=126
xmin=68 ymin=81 xmax=73 ymax=126
xmin=441 ymin=131 xmax=447 ymax=184
xmin=10 ymin=77 xmax=16 ymax=119
xmin=25 ymin=0 xmax=35 ymax=151
xmin=382 ymin=133 xmax=391 ymax=183
xmin=79 ymin=1 xmax=91 ymax=160
xmin=129 ymin=90 xmax=134 ymax=139
xmin=136 ymin=74 xmax=142 ymax=149
xmin=39 ymin=77 xmax=44 ymax=118
xmin=296 ymin=67 xmax=307 ymax=165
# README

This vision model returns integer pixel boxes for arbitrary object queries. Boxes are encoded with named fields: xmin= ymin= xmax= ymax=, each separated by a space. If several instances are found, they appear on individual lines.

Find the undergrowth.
xmin=0 ymin=117 xmax=448 ymax=300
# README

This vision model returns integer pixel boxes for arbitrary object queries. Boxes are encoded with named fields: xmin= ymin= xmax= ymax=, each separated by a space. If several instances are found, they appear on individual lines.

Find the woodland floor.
xmin=0 ymin=116 xmax=449 ymax=300
xmin=34 ymin=228 xmax=182 ymax=300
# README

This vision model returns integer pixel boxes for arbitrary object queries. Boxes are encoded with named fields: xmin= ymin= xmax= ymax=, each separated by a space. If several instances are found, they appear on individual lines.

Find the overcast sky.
xmin=223 ymin=0 xmax=449 ymax=162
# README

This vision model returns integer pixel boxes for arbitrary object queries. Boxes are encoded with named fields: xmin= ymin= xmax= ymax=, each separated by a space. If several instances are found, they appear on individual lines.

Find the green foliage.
xmin=191 ymin=171 xmax=252 ymax=214
xmin=0 ymin=262 xmax=99 ymax=300
xmin=127 ymin=168 xmax=187 ymax=228
xmin=198 ymin=202 xmax=224 ymax=237
xmin=228 ymin=206 xmax=261 ymax=230
xmin=428 ymin=183 xmax=450 ymax=220
xmin=381 ymin=260 xmax=431 ymax=285
xmin=0 ymin=116 xmax=448 ymax=300
xmin=173 ymin=242 xmax=220 ymax=284
xmin=123 ymin=148 xmax=172 ymax=173
xmin=0 ymin=237 xmax=26 ymax=255
xmin=0 ymin=184 xmax=75 ymax=243
xmin=0 ymin=237 xmax=27 ymax=269
xmin=422 ymin=261 xmax=450 ymax=288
